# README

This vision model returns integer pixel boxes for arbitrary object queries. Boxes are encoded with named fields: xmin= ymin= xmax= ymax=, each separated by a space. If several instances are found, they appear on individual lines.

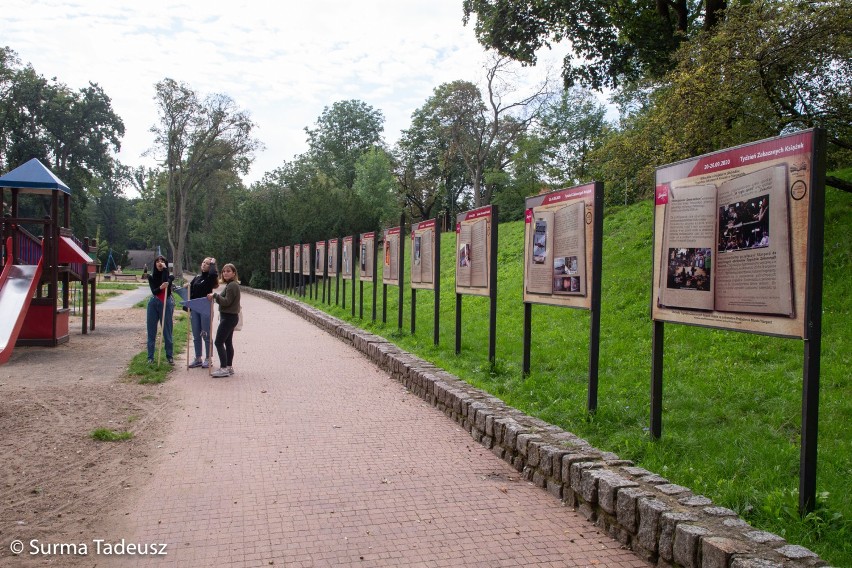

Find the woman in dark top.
xmin=146 ymin=255 xmax=175 ymax=365
xmin=187 ymin=257 xmax=218 ymax=368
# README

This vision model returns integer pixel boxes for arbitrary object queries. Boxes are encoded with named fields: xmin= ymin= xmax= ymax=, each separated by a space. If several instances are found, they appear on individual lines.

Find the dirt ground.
xmin=0 ymin=296 xmax=179 ymax=566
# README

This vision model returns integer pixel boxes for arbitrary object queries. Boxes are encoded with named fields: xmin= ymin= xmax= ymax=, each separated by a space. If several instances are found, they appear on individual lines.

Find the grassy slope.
xmin=302 ymin=178 xmax=851 ymax=565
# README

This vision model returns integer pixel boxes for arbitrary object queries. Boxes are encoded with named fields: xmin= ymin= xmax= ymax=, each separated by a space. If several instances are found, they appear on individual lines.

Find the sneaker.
xmin=211 ymin=368 xmax=230 ymax=378
xmin=147 ymin=359 xmax=154 ymax=365
xmin=188 ymin=359 xmax=203 ymax=369
xmin=227 ymin=367 xmax=235 ymax=376
xmin=167 ymin=358 xmax=175 ymax=366
xmin=201 ymin=359 xmax=210 ymax=369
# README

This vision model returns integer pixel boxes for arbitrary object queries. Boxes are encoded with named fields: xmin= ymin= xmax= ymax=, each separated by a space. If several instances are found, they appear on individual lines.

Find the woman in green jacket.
xmin=207 ymin=263 xmax=241 ymax=377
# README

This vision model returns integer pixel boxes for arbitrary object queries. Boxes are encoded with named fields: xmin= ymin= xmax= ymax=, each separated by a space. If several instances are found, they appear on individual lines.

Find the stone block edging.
xmin=247 ymin=287 xmax=829 ymax=568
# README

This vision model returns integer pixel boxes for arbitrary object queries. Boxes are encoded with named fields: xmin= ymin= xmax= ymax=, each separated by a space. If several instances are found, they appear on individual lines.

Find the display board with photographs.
xmin=341 ymin=236 xmax=353 ymax=279
xmin=270 ymin=249 xmax=276 ymax=274
xmin=277 ymin=247 xmax=284 ymax=273
xmin=455 ymin=206 xmax=493 ymax=297
xmin=327 ymin=239 xmax=338 ymax=277
xmin=315 ymin=241 xmax=325 ymax=274
xmin=410 ymin=219 xmax=436 ymax=290
xmin=652 ymin=130 xmax=818 ymax=338
xmin=359 ymin=232 xmax=376 ymax=282
xmin=284 ymin=246 xmax=291 ymax=274
xmin=523 ymin=184 xmax=597 ymax=309
xmin=382 ymin=227 xmax=401 ymax=286
xmin=293 ymin=244 xmax=301 ymax=275
xmin=302 ymin=243 xmax=311 ymax=275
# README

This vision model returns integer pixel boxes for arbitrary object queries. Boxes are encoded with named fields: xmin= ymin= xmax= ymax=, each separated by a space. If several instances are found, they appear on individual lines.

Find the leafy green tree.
xmin=0 ymin=47 xmax=125 ymax=234
xmin=462 ymin=0 xmax=726 ymax=89
xmin=352 ymin=147 xmax=401 ymax=228
xmin=537 ymin=87 xmax=611 ymax=185
xmin=305 ymin=100 xmax=385 ymax=190
xmin=149 ymin=78 xmax=261 ymax=276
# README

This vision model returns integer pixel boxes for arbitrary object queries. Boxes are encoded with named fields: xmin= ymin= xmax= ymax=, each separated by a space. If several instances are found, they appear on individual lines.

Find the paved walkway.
xmin=99 ymin=284 xmax=150 ymax=310
xmin=107 ymin=292 xmax=648 ymax=567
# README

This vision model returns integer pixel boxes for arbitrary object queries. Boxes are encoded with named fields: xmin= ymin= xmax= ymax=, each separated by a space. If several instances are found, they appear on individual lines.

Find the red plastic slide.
xmin=0 ymin=238 xmax=43 ymax=365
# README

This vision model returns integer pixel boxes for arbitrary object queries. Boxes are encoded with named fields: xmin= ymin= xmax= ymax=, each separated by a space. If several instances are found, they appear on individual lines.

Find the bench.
xmin=109 ymin=272 xmax=140 ymax=282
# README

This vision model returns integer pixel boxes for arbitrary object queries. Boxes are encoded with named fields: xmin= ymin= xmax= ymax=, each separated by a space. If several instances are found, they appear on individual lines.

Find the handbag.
xmin=235 ymin=308 xmax=243 ymax=331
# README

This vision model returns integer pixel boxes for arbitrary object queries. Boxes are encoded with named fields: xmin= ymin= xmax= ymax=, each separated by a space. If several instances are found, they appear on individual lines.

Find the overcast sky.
xmin=5 ymin=0 xmax=568 ymax=186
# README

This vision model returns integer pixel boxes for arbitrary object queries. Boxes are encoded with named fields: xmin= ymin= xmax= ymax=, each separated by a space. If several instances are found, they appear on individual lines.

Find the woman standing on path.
xmin=187 ymin=257 xmax=218 ymax=368
xmin=208 ymin=263 xmax=241 ymax=378
xmin=146 ymin=255 xmax=175 ymax=365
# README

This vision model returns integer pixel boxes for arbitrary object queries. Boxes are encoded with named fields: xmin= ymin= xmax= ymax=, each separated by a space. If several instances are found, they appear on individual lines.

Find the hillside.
xmin=299 ymin=179 xmax=851 ymax=565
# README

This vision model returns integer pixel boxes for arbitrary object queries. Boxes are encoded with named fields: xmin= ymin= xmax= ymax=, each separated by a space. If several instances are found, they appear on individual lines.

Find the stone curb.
xmin=247 ymin=287 xmax=829 ymax=568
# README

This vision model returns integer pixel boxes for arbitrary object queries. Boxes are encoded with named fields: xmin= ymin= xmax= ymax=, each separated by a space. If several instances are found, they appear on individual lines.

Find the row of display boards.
xmin=269 ymin=129 xmax=827 ymax=514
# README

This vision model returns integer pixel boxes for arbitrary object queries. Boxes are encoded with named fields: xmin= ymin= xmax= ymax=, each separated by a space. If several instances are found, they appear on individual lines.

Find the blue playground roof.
xmin=0 ymin=158 xmax=71 ymax=194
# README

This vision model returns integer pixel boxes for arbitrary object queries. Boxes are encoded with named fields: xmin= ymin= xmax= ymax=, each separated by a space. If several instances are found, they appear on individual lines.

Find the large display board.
xmin=284 ymin=246 xmax=291 ymax=274
xmin=327 ymin=239 xmax=338 ymax=277
xmin=359 ymin=232 xmax=376 ymax=282
xmin=652 ymin=130 xmax=819 ymax=339
xmin=293 ymin=244 xmax=301 ymax=275
xmin=270 ymin=249 xmax=276 ymax=274
xmin=277 ymin=247 xmax=284 ymax=274
xmin=455 ymin=205 xmax=493 ymax=297
xmin=410 ymin=219 xmax=436 ymax=290
xmin=315 ymin=241 xmax=325 ymax=274
xmin=302 ymin=243 xmax=311 ymax=275
xmin=341 ymin=236 xmax=353 ymax=279
xmin=523 ymin=184 xmax=597 ymax=309
xmin=382 ymin=227 xmax=401 ymax=286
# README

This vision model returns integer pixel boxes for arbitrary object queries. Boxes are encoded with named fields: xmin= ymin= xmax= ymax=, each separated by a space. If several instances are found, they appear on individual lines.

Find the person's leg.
xmin=163 ymin=299 xmax=174 ymax=359
xmin=200 ymin=310 xmax=212 ymax=363
xmin=146 ymin=298 xmax=159 ymax=360
xmin=212 ymin=313 xmax=238 ymax=375
xmin=191 ymin=310 xmax=202 ymax=360
xmin=214 ymin=318 xmax=228 ymax=368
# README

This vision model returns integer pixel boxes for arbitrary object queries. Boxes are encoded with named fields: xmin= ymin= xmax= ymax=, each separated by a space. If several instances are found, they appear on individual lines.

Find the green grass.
xmin=288 ymin=180 xmax=851 ymax=565
xmin=90 ymin=428 xmax=133 ymax=441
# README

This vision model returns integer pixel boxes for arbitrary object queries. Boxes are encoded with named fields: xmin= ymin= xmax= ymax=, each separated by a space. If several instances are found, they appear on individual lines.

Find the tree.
xmin=394 ymin=96 xmax=469 ymax=223
xmin=536 ymin=87 xmax=611 ymax=185
xmin=305 ymin=100 xmax=385 ymax=190
xmin=0 ymin=47 xmax=125 ymax=234
xmin=352 ymin=148 xmax=401 ymax=228
xmin=462 ymin=0 xmax=727 ymax=89
xmin=430 ymin=56 xmax=550 ymax=207
xmin=149 ymin=78 xmax=261 ymax=277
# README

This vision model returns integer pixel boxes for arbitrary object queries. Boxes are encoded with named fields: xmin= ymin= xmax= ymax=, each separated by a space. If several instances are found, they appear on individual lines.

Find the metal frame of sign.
xmin=284 ymin=246 xmax=292 ymax=293
xmin=277 ymin=246 xmax=284 ymax=291
xmin=270 ymin=248 xmax=276 ymax=291
xmin=358 ymin=231 xmax=377 ymax=320
xmin=650 ymin=129 xmax=826 ymax=514
xmin=521 ymin=182 xmax=604 ymax=413
xmin=315 ymin=240 xmax=326 ymax=302
xmin=381 ymin=216 xmax=405 ymax=330
xmin=410 ymin=217 xmax=441 ymax=345
xmin=293 ymin=243 xmax=302 ymax=296
xmin=454 ymin=205 xmax=498 ymax=363
xmin=302 ymin=243 xmax=312 ymax=299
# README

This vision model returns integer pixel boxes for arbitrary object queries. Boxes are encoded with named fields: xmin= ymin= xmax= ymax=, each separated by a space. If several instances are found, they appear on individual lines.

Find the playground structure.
xmin=0 ymin=158 xmax=98 ymax=364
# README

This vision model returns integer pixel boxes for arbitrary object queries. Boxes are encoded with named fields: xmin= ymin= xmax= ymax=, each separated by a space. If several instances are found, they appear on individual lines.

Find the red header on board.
xmin=416 ymin=219 xmax=436 ymax=230
xmin=463 ymin=205 xmax=493 ymax=221
xmin=687 ymin=131 xmax=812 ymax=177
xmin=385 ymin=227 xmax=401 ymax=236
xmin=541 ymin=184 xmax=594 ymax=206
xmin=655 ymin=184 xmax=670 ymax=205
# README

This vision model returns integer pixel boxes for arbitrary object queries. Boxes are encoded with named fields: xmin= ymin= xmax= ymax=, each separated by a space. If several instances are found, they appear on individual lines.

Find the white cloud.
xmin=5 ymin=0 xmax=570 ymax=185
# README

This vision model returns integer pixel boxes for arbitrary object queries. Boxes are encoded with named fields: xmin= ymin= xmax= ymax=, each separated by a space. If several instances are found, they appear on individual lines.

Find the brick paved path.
xmin=109 ymin=292 xmax=648 ymax=567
